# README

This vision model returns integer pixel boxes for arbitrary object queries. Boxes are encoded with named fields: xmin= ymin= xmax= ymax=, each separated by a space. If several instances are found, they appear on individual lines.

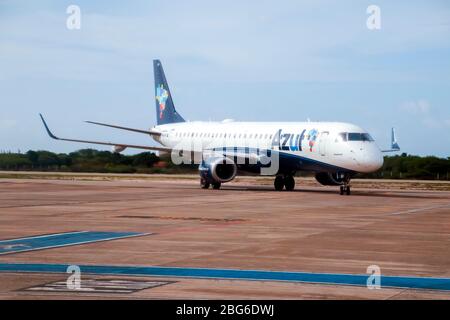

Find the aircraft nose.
xmin=361 ymin=147 xmax=384 ymax=173
xmin=368 ymin=151 xmax=384 ymax=172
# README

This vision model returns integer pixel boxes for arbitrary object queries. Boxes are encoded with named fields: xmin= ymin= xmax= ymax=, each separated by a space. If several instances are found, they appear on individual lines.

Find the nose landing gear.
xmin=340 ymin=184 xmax=351 ymax=195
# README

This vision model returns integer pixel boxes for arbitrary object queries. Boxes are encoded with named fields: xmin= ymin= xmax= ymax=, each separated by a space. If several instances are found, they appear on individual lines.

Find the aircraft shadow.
xmin=217 ymin=185 xmax=448 ymax=200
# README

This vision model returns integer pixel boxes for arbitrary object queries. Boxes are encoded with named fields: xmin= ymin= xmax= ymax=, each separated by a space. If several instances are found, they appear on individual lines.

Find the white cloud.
xmin=1 ymin=1 xmax=449 ymax=83
xmin=400 ymin=99 xmax=450 ymax=129
xmin=0 ymin=119 xmax=17 ymax=130
xmin=422 ymin=117 xmax=442 ymax=129
xmin=400 ymin=99 xmax=431 ymax=114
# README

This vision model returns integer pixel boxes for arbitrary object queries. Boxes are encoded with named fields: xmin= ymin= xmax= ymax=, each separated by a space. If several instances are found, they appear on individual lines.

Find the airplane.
xmin=40 ymin=59 xmax=400 ymax=195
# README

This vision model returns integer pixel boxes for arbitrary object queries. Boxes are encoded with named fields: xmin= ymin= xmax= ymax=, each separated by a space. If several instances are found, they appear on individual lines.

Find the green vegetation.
xmin=0 ymin=150 xmax=449 ymax=180
xmin=0 ymin=149 xmax=196 ymax=174
xmin=358 ymin=153 xmax=450 ymax=180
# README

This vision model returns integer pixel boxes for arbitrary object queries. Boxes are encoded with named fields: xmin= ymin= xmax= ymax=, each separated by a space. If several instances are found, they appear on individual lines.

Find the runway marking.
xmin=22 ymin=279 xmax=176 ymax=294
xmin=389 ymin=203 xmax=450 ymax=216
xmin=0 ymin=231 xmax=150 ymax=255
xmin=1 ymin=263 xmax=450 ymax=291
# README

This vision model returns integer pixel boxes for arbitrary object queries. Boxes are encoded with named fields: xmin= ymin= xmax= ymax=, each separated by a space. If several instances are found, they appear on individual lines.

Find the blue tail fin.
xmin=153 ymin=60 xmax=185 ymax=125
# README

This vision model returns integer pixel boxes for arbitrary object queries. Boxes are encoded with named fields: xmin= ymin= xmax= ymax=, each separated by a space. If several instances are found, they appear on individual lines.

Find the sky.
xmin=1 ymin=0 xmax=449 ymax=157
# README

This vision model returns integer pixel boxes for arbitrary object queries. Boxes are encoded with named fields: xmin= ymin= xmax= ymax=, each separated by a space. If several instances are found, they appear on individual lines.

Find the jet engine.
xmin=111 ymin=145 xmax=127 ymax=153
xmin=315 ymin=172 xmax=351 ymax=186
xmin=199 ymin=156 xmax=237 ymax=183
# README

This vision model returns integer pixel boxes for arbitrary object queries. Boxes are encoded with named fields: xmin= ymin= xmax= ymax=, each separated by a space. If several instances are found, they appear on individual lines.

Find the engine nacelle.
xmin=315 ymin=172 xmax=351 ymax=186
xmin=112 ymin=145 xmax=127 ymax=153
xmin=199 ymin=156 xmax=237 ymax=183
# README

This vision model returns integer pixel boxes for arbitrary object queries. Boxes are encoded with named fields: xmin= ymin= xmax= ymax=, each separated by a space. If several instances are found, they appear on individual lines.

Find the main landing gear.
xmin=200 ymin=178 xmax=221 ymax=190
xmin=340 ymin=184 xmax=351 ymax=196
xmin=274 ymin=175 xmax=295 ymax=191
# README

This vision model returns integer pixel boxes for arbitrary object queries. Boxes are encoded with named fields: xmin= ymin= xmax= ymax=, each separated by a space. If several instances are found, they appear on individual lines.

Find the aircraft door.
xmin=319 ymin=131 xmax=329 ymax=156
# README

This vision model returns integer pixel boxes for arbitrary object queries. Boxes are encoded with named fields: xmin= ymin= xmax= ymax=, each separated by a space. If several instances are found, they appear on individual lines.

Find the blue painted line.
xmin=0 ymin=231 xmax=149 ymax=255
xmin=0 ymin=263 xmax=449 ymax=291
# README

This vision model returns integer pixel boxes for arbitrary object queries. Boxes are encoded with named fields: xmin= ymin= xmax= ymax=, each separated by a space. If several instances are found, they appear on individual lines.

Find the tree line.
xmin=0 ymin=150 xmax=449 ymax=180
xmin=358 ymin=153 xmax=450 ymax=180
xmin=0 ymin=149 xmax=194 ymax=174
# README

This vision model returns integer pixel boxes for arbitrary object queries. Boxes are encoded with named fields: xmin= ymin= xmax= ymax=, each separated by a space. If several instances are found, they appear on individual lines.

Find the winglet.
xmin=391 ymin=127 xmax=400 ymax=150
xmin=382 ymin=127 xmax=400 ymax=153
xmin=39 ymin=114 xmax=59 ymax=140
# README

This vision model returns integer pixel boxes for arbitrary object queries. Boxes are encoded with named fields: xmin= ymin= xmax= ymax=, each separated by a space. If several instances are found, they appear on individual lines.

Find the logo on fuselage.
xmin=307 ymin=129 xmax=319 ymax=152
xmin=278 ymin=128 xmax=319 ymax=152
xmin=156 ymin=84 xmax=169 ymax=119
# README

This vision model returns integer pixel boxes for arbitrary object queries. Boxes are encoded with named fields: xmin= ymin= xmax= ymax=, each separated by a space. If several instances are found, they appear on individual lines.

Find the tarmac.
xmin=0 ymin=175 xmax=450 ymax=299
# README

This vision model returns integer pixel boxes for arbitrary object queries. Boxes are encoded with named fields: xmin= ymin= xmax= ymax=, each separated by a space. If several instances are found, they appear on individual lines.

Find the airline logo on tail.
xmin=156 ymin=84 xmax=169 ymax=119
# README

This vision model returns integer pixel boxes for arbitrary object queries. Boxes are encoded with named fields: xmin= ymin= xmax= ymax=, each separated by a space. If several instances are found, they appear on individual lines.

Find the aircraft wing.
xmin=39 ymin=114 xmax=171 ymax=153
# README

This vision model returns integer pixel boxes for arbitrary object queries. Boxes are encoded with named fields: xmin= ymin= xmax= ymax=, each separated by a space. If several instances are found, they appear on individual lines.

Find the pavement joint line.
xmin=388 ymin=203 xmax=450 ymax=216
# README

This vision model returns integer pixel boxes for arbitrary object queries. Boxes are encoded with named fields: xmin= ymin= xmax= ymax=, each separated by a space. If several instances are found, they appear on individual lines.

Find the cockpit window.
xmin=348 ymin=133 xmax=360 ymax=141
xmin=348 ymin=133 xmax=374 ymax=142
xmin=337 ymin=133 xmax=348 ymax=142
xmin=362 ymin=133 xmax=374 ymax=141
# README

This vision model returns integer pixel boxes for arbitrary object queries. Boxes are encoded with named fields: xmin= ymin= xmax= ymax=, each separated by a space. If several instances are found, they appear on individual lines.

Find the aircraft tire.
xmin=284 ymin=175 xmax=295 ymax=191
xmin=201 ymin=179 xmax=210 ymax=189
xmin=274 ymin=176 xmax=285 ymax=191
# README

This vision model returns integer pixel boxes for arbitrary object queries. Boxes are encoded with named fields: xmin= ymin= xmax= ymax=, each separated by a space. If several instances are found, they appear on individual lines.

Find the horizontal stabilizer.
xmin=85 ymin=120 xmax=161 ymax=136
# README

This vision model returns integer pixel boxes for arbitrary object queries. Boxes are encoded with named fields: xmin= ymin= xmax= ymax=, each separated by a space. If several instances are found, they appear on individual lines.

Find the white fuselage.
xmin=152 ymin=120 xmax=384 ymax=174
